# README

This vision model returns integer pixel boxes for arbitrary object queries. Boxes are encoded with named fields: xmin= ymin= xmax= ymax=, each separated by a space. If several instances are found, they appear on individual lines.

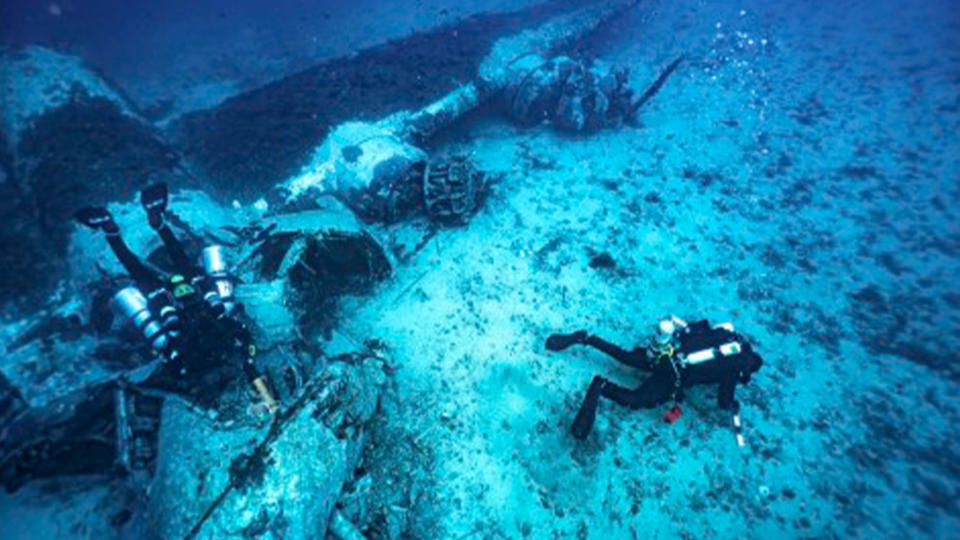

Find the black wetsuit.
xmin=548 ymin=320 xmax=763 ymax=439
xmin=148 ymin=294 xmax=256 ymax=407
xmin=80 ymin=191 xmax=263 ymax=406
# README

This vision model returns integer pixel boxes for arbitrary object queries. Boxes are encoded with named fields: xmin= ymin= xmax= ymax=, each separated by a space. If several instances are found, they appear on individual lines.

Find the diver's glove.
xmin=140 ymin=182 xmax=169 ymax=230
xmin=74 ymin=206 xmax=119 ymax=234
xmin=545 ymin=330 xmax=588 ymax=352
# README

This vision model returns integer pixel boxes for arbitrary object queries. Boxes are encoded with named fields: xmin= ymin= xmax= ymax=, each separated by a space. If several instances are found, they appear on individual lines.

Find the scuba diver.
xmin=0 ymin=184 xmax=280 ymax=492
xmin=545 ymin=316 xmax=763 ymax=443
xmin=74 ymin=183 xmax=278 ymax=413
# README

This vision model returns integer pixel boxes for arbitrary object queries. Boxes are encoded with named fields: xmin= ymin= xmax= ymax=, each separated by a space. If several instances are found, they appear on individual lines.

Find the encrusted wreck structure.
xmin=0 ymin=1 xmax=645 ymax=538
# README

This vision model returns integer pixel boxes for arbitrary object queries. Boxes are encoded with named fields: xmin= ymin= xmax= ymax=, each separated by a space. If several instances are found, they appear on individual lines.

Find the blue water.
xmin=1 ymin=0 xmax=958 ymax=538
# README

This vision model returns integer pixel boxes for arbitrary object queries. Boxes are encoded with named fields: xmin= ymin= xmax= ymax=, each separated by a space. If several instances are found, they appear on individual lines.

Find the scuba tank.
xmin=113 ymin=287 xmax=174 ymax=354
xmin=200 ymin=245 xmax=237 ymax=317
xmin=677 ymin=321 xmax=742 ymax=365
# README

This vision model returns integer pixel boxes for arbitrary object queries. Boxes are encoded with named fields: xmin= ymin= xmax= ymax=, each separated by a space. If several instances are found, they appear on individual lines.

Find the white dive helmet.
xmin=656 ymin=318 xmax=677 ymax=345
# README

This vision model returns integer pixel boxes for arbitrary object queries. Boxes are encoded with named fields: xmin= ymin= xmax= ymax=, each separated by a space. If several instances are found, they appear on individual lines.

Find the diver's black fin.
xmin=140 ymin=182 xmax=168 ymax=229
xmin=571 ymin=377 xmax=604 ymax=440
xmin=74 ymin=206 xmax=119 ymax=234
xmin=545 ymin=330 xmax=587 ymax=352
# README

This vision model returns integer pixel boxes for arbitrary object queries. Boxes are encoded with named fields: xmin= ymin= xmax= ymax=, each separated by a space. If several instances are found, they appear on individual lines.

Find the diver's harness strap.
xmin=665 ymin=346 xmax=684 ymax=403
xmin=653 ymin=315 xmax=690 ymax=404
xmin=649 ymin=329 xmax=686 ymax=408
xmin=655 ymin=348 xmax=684 ymax=424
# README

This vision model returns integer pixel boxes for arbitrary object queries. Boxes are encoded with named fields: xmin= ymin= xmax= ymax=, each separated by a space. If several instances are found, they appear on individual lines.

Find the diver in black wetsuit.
xmin=0 ymin=185 xmax=281 ymax=492
xmin=75 ymin=183 xmax=277 ymax=412
xmin=546 ymin=316 xmax=763 ymax=441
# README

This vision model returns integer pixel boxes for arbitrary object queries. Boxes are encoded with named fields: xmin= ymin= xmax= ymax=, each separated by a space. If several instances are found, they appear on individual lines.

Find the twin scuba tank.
xmin=112 ymin=245 xmax=237 ymax=356
xmin=654 ymin=317 xmax=743 ymax=366
xmin=199 ymin=245 xmax=237 ymax=317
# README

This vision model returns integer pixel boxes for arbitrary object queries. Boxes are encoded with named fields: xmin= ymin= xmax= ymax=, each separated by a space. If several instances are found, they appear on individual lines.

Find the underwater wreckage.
xmin=0 ymin=0 xmax=673 ymax=537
